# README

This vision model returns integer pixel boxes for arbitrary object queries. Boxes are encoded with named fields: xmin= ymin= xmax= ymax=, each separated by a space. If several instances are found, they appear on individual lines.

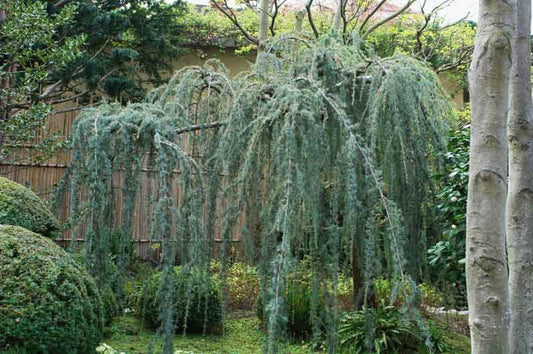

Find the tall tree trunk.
xmin=466 ymin=0 xmax=513 ymax=352
xmin=258 ymin=0 xmax=269 ymax=52
xmin=0 ymin=7 xmax=7 ymax=151
xmin=507 ymin=0 xmax=533 ymax=351
xmin=332 ymin=0 xmax=344 ymax=32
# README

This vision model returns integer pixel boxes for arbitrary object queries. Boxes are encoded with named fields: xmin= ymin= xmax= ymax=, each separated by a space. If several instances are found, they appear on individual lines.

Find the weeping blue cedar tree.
xmin=54 ymin=33 xmax=451 ymax=353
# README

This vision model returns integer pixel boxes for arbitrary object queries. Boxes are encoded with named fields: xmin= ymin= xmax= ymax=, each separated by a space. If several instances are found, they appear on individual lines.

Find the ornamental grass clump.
xmin=0 ymin=225 xmax=104 ymax=353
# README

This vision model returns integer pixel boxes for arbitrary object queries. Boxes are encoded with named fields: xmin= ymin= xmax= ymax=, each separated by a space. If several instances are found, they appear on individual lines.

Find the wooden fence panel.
xmin=1 ymin=106 xmax=246 ymax=262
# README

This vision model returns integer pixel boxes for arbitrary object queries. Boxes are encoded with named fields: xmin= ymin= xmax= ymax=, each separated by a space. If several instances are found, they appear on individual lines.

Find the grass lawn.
xmin=103 ymin=315 xmax=314 ymax=353
xmin=102 ymin=315 xmax=471 ymax=353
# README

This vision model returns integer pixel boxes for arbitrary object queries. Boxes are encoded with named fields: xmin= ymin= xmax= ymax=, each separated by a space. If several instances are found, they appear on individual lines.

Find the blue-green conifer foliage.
xmin=57 ymin=33 xmax=452 ymax=352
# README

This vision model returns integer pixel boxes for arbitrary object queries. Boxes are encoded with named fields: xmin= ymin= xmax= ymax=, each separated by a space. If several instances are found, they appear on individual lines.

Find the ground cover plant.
xmin=101 ymin=315 xmax=470 ymax=353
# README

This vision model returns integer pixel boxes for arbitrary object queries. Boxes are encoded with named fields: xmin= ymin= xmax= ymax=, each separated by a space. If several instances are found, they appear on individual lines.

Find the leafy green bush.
xmin=429 ymin=120 xmax=469 ymax=309
xmin=210 ymin=260 xmax=260 ymax=311
xmin=339 ymin=304 xmax=451 ymax=353
xmin=0 ymin=225 xmax=104 ymax=353
xmin=373 ymin=278 xmax=445 ymax=309
xmin=138 ymin=267 xmax=223 ymax=334
xmin=256 ymin=280 xmax=317 ymax=339
xmin=0 ymin=177 xmax=59 ymax=237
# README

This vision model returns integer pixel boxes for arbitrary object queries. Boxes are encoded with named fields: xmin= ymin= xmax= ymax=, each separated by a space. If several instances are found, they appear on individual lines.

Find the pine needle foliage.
xmin=55 ymin=33 xmax=451 ymax=353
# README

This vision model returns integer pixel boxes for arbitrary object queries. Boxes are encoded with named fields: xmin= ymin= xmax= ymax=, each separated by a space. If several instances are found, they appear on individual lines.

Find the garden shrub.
xmin=0 ymin=177 xmax=59 ymax=237
xmin=210 ymin=260 xmax=260 ymax=311
xmin=0 ymin=225 xmax=104 ymax=353
xmin=72 ymin=251 xmax=119 ymax=326
xmin=428 ymin=120 xmax=470 ymax=309
xmin=338 ymin=304 xmax=451 ymax=353
xmin=336 ymin=273 xmax=355 ymax=311
xmin=138 ymin=267 xmax=223 ymax=334
xmin=373 ymin=278 xmax=445 ymax=309
xmin=102 ymin=286 xmax=119 ymax=326
xmin=256 ymin=270 xmax=326 ymax=340
xmin=256 ymin=256 xmax=355 ymax=341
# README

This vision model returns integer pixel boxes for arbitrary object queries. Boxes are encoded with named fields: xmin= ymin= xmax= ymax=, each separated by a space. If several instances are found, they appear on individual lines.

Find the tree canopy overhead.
xmin=47 ymin=0 xmax=186 ymax=102
xmin=56 ymin=31 xmax=453 ymax=352
xmin=0 ymin=0 xmax=185 ymax=161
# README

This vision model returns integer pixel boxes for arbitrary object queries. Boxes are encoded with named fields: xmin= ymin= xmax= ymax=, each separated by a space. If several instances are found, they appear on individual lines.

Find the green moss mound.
xmin=0 ymin=178 xmax=60 ymax=237
xmin=0 ymin=225 xmax=104 ymax=353
xmin=138 ymin=267 xmax=223 ymax=334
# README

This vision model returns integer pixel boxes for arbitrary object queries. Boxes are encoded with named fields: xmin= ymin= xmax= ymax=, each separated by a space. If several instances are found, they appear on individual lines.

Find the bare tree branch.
xmin=305 ymin=0 xmax=320 ymax=38
xmin=411 ymin=0 xmax=472 ymax=72
xmin=175 ymin=121 xmax=225 ymax=135
xmin=436 ymin=45 xmax=473 ymax=73
xmin=52 ymin=0 xmax=74 ymax=10
xmin=341 ymin=0 xmax=370 ymax=36
xmin=52 ymin=103 xmax=102 ymax=115
xmin=359 ymin=0 xmax=387 ymax=34
xmin=210 ymin=0 xmax=259 ymax=45
xmin=270 ymin=0 xmax=287 ymax=36
xmin=361 ymin=0 xmax=416 ymax=40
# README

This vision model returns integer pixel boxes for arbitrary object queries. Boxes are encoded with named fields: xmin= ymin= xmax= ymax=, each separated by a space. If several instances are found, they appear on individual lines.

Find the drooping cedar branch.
xmin=175 ymin=122 xmax=225 ymax=135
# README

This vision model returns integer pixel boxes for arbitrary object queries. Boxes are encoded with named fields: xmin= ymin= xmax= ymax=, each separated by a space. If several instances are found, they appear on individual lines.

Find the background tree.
xmin=0 ymin=0 xmax=186 ymax=162
xmin=46 ymin=0 xmax=185 ymax=103
xmin=506 ymin=0 xmax=533 ymax=351
xmin=0 ymin=1 xmax=84 ymax=160
xmin=208 ymin=0 xmax=475 ymax=97
xmin=367 ymin=11 xmax=475 ymax=89
xmin=210 ymin=0 xmax=419 ymax=48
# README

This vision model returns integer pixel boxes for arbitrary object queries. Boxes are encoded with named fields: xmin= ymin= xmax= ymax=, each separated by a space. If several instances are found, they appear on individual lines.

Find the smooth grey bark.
xmin=332 ymin=0 xmax=344 ymax=32
xmin=507 ymin=0 xmax=533 ymax=352
xmin=258 ymin=0 xmax=269 ymax=51
xmin=466 ymin=0 xmax=514 ymax=353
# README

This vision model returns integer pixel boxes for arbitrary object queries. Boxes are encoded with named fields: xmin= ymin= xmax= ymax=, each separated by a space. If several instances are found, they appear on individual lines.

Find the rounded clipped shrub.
xmin=138 ymin=267 xmax=223 ymax=334
xmin=72 ymin=251 xmax=119 ymax=325
xmin=0 ymin=177 xmax=60 ymax=237
xmin=0 ymin=225 xmax=104 ymax=353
